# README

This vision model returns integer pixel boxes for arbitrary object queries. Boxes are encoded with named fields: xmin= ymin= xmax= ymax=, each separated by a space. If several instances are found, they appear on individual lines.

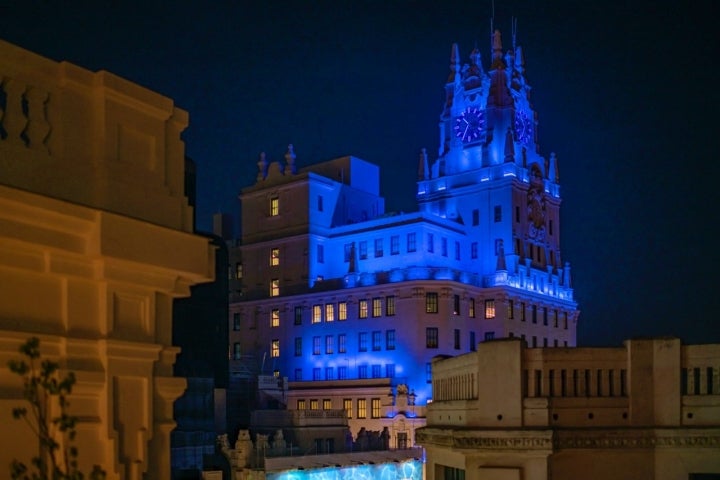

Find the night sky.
xmin=3 ymin=1 xmax=718 ymax=347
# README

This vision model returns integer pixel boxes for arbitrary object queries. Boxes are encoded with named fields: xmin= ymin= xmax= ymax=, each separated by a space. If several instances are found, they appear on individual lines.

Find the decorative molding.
xmin=555 ymin=429 xmax=720 ymax=450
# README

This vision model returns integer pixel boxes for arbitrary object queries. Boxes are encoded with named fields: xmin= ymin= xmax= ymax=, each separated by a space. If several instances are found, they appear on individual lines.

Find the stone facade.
xmin=0 ymin=39 xmax=213 ymax=479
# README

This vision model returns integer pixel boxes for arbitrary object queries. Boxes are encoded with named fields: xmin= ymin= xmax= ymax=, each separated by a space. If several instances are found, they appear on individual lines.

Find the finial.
xmin=257 ymin=152 xmax=268 ymax=181
xmin=284 ymin=143 xmax=297 ymax=175
xmin=418 ymin=148 xmax=429 ymax=180
xmin=449 ymin=43 xmax=461 ymax=84
xmin=549 ymin=152 xmax=558 ymax=182
xmin=511 ymin=17 xmax=518 ymax=50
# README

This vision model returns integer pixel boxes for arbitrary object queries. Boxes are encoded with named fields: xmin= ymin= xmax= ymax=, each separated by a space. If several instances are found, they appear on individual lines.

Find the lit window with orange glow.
xmin=485 ymin=299 xmax=496 ymax=319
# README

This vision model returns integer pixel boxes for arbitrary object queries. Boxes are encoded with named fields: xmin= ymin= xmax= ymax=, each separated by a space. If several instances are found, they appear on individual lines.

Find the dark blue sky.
xmin=3 ymin=0 xmax=718 ymax=347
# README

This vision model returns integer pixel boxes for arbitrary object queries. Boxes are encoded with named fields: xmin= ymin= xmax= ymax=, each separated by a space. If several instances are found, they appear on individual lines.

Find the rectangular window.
xmin=543 ymin=337 xmax=548 ymax=347
xmin=470 ymin=331 xmax=476 ymax=351
xmin=294 ymin=337 xmax=302 ymax=357
xmin=371 ymin=398 xmax=381 ymax=418
xmin=359 ymin=241 xmax=367 ymax=259
xmin=520 ymin=302 xmax=526 ymax=321
xmin=427 ymin=233 xmax=434 ymax=253
xmin=270 ymin=247 xmax=280 ymax=266
xmin=313 ymin=336 xmax=321 ymax=355
xmin=371 ymin=364 xmax=381 ymax=378
xmin=312 ymin=305 xmax=322 ymax=324
xmin=338 ymin=301 xmax=347 ymax=320
xmin=271 ymin=308 xmax=280 ymax=327
xmin=372 ymin=331 xmax=382 ymax=351
xmin=343 ymin=399 xmax=352 ymax=418
xmin=564 ymin=312 xmax=568 ymax=329
xmin=386 ymin=364 xmax=396 ymax=378
xmin=426 ymin=327 xmax=439 ymax=348
xmin=374 ymin=238 xmax=383 ymax=257
xmin=325 ymin=335 xmax=334 ymax=354
xmin=317 ymin=195 xmax=324 ymax=212
xmin=297 ymin=399 xmax=306 ymax=410
xmin=344 ymin=243 xmax=352 ymax=262
xmin=471 ymin=242 xmax=478 ymax=259
xmin=359 ymin=299 xmax=369 ymax=319
xmin=325 ymin=303 xmax=335 ymax=322
xmin=386 ymin=330 xmax=396 ymax=350
xmin=313 ymin=368 xmax=321 ymax=381
xmin=532 ymin=335 xmax=537 ymax=348
xmin=317 ymin=244 xmax=324 ymax=263
xmin=236 ymin=263 xmax=243 ymax=279
xmin=270 ymin=197 xmax=279 ymax=216
xmin=323 ymin=399 xmax=332 ymax=410
xmin=494 ymin=205 xmax=502 ymax=222
xmin=441 ymin=237 xmax=448 ymax=256
xmin=357 ymin=399 xmax=367 ymax=419
xmin=359 ymin=332 xmax=368 ymax=352
xmin=455 ymin=241 xmax=460 ymax=260
xmin=543 ymin=307 xmax=548 ymax=326
xmin=454 ymin=329 xmax=461 ymax=349
xmin=532 ymin=305 xmax=538 ymax=323
xmin=233 ymin=312 xmax=240 ymax=331
xmin=453 ymin=294 xmax=460 ymax=315
xmin=338 ymin=366 xmax=347 ymax=380
xmin=390 ymin=235 xmax=400 ymax=255
xmin=372 ymin=297 xmax=382 ymax=317
xmin=472 ymin=209 xmax=479 ymax=225
xmin=469 ymin=298 xmax=476 ymax=318
xmin=425 ymin=292 xmax=439 ymax=313
xmin=325 ymin=367 xmax=333 ymax=380
xmin=485 ymin=299 xmax=496 ymax=319
xmin=338 ymin=333 xmax=347 ymax=353
xmin=508 ymin=300 xmax=514 ymax=319
xmin=485 ymin=331 xmax=495 ymax=341
xmin=270 ymin=279 xmax=279 ymax=297
xmin=407 ymin=232 xmax=417 ymax=252
xmin=271 ymin=340 xmax=280 ymax=357
xmin=294 ymin=369 xmax=302 ymax=381
xmin=385 ymin=296 xmax=396 ymax=316
xmin=310 ymin=399 xmax=319 ymax=410
xmin=294 ymin=306 xmax=303 ymax=325
xmin=553 ymin=309 xmax=559 ymax=328
xmin=358 ymin=365 xmax=368 ymax=379
xmin=515 ymin=205 xmax=520 ymax=223
xmin=233 ymin=342 xmax=241 ymax=360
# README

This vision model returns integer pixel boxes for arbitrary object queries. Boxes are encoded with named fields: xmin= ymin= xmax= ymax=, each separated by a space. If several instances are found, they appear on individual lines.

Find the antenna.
xmin=490 ymin=0 xmax=495 ymax=55
xmin=512 ymin=17 xmax=518 ymax=50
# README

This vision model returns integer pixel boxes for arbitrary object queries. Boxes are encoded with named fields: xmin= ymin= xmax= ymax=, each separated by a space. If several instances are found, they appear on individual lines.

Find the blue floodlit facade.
xmin=267 ymin=458 xmax=423 ymax=480
xmin=229 ymin=29 xmax=578 ymax=441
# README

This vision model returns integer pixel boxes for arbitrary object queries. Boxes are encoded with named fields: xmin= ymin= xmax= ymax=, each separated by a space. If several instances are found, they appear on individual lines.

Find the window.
xmin=233 ymin=343 xmax=241 ymax=360
xmin=325 ymin=303 xmax=335 ymax=322
xmin=371 ymin=398 xmax=381 ymax=418
xmin=543 ymin=307 xmax=548 ymax=326
xmin=374 ymin=238 xmax=383 ymax=257
xmin=549 ymin=219 xmax=553 ymax=235
xmin=310 ymin=399 xmax=319 ymax=410
xmin=344 ymin=243 xmax=352 ymax=262
xmin=313 ymin=368 xmax=322 ymax=381
xmin=385 ymin=296 xmax=396 ymax=316
xmin=441 ymin=237 xmax=448 ymax=256
xmin=485 ymin=331 xmax=495 ymax=341
xmin=359 ymin=299 xmax=369 ymax=319
xmin=471 ymin=242 xmax=478 ymax=259
xmin=357 ymin=399 xmax=367 ymax=419
xmin=323 ymin=399 xmax=332 ymax=410
xmin=294 ymin=306 xmax=303 ymax=325
xmin=386 ymin=330 xmax=396 ymax=350
xmin=317 ymin=244 xmax=324 ymax=263
xmin=343 ymin=399 xmax=352 ymax=418
xmin=270 ymin=197 xmax=279 ymax=216
xmin=270 ymin=248 xmax=280 ymax=266
xmin=453 ymin=294 xmax=460 ymax=315
xmin=359 ymin=241 xmax=367 ymax=259
xmin=554 ymin=339 xmax=559 ymax=347
xmin=564 ymin=312 xmax=568 ymax=329
xmin=532 ymin=336 xmax=537 ymax=347
xmin=372 ymin=331 xmax=382 ymax=351
xmin=425 ymin=292 xmax=438 ymax=313
xmin=297 ymin=399 xmax=306 ymax=410
xmin=270 ymin=279 xmax=279 ymax=297
xmin=325 ymin=335 xmax=334 ymax=354
xmin=338 ymin=302 xmax=347 ymax=320
xmin=358 ymin=365 xmax=368 ymax=379
xmin=532 ymin=305 xmax=537 ymax=323
xmin=426 ymin=363 xmax=432 ymax=383
xmin=470 ymin=331 xmax=476 ymax=351
xmin=312 ymin=305 xmax=322 ymax=323
xmin=271 ymin=309 xmax=280 ymax=327
xmin=325 ymin=368 xmax=333 ymax=380
xmin=294 ymin=369 xmax=302 ymax=381
xmin=515 ymin=205 xmax=520 ymax=223
xmin=427 ymin=233 xmax=434 ymax=253
xmin=391 ymin=235 xmax=400 ymax=255
xmin=236 ymin=263 xmax=243 ymax=279
xmin=313 ymin=336 xmax=321 ymax=355
xmin=407 ymin=232 xmax=417 ymax=252
xmin=359 ymin=332 xmax=368 ymax=352
xmin=508 ymin=300 xmax=514 ymax=319
xmin=338 ymin=366 xmax=347 ymax=380
xmin=372 ymin=297 xmax=382 ymax=317
xmin=317 ymin=195 xmax=324 ymax=212
xmin=338 ymin=333 xmax=347 ymax=353
xmin=455 ymin=241 xmax=460 ymax=260
xmin=271 ymin=340 xmax=280 ymax=357
xmin=386 ymin=364 xmax=396 ymax=378
xmin=553 ymin=309 xmax=559 ymax=328
xmin=485 ymin=299 xmax=496 ymax=319
xmin=233 ymin=313 xmax=240 ymax=331
xmin=294 ymin=337 xmax=302 ymax=356
xmin=426 ymin=327 xmax=439 ymax=348
xmin=520 ymin=302 xmax=526 ymax=321
xmin=454 ymin=329 xmax=461 ymax=349
xmin=469 ymin=298 xmax=476 ymax=318
xmin=372 ymin=364 xmax=381 ymax=378
xmin=472 ymin=209 xmax=479 ymax=225
xmin=494 ymin=205 xmax=502 ymax=222
xmin=543 ymin=337 xmax=548 ymax=347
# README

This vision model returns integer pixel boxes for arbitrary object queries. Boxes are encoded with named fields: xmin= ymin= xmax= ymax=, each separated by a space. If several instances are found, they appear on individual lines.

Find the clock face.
xmin=454 ymin=107 xmax=485 ymax=143
xmin=514 ymin=110 xmax=534 ymax=144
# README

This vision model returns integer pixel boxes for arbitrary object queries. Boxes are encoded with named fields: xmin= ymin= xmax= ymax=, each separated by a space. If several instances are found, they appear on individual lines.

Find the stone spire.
xmin=284 ymin=144 xmax=297 ymax=175
xmin=257 ymin=152 xmax=268 ymax=181
xmin=490 ymin=29 xmax=504 ymax=70
xmin=449 ymin=43 xmax=461 ymax=85
xmin=418 ymin=148 xmax=429 ymax=180
xmin=548 ymin=152 xmax=558 ymax=182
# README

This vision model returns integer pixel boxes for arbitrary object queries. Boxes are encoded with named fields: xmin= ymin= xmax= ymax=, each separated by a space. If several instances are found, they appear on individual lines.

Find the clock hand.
xmin=463 ymin=124 xmax=469 ymax=140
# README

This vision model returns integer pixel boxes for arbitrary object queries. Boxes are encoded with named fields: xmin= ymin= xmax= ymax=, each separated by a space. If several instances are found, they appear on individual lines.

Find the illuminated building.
xmin=417 ymin=337 xmax=720 ymax=479
xmin=229 ymin=29 xmax=578 ymax=445
xmin=0 ymin=40 xmax=213 ymax=478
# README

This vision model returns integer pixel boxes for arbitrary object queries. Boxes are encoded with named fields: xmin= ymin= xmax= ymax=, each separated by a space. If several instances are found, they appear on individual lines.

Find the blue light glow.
xmin=268 ymin=460 xmax=423 ymax=480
